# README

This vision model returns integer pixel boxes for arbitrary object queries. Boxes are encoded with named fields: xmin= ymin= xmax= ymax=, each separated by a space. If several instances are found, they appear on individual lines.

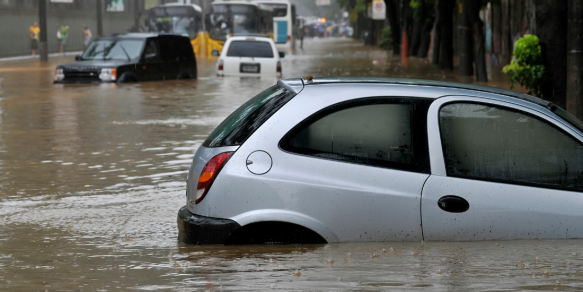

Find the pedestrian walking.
xmin=56 ymin=23 xmax=62 ymax=51
xmin=30 ymin=22 xmax=40 ymax=56
xmin=83 ymin=25 xmax=92 ymax=48
xmin=60 ymin=22 xmax=69 ymax=53
xmin=297 ymin=24 xmax=304 ymax=49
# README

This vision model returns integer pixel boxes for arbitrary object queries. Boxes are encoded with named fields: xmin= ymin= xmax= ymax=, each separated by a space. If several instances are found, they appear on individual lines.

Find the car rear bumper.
xmin=177 ymin=206 xmax=241 ymax=244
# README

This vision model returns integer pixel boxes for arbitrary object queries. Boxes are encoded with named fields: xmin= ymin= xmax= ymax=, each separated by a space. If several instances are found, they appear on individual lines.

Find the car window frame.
xmin=434 ymin=97 xmax=583 ymax=192
xmin=142 ymin=38 xmax=160 ymax=63
xmin=279 ymin=96 xmax=433 ymax=174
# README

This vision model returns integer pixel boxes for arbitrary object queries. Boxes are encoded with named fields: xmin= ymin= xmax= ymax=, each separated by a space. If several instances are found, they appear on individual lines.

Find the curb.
xmin=0 ymin=51 xmax=83 ymax=63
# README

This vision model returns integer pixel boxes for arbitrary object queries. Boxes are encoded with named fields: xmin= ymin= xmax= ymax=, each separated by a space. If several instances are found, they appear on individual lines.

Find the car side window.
xmin=440 ymin=102 xmax=583 ymax=191
xmin=143 ymin=40 xmax=159 ymax=62
xmin=280 ymin=97 xmax=432 ymax=173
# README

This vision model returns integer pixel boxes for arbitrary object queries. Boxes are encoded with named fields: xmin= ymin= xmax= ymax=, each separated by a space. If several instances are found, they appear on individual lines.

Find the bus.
xmin=253 ymin=0 xmax=296 ymax=49
xmin=205 ymin=1 xmax=274 ymax=56
xmin=147 ymin=4 xmax=204 ymax=55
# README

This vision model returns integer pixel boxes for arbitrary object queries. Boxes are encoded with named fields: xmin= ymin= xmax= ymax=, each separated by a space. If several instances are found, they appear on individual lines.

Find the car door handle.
xmin=437 ymin=196 xmax=470 ymax=213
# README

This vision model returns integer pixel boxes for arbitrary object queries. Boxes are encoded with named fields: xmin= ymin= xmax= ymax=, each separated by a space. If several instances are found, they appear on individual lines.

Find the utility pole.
xmin=39 ymin=0 xmax=48 ymax=62
xmin=97 ymin=0 xmax=103 ymax=37
xmin=134 ymin=0 xmax=142 ymax=32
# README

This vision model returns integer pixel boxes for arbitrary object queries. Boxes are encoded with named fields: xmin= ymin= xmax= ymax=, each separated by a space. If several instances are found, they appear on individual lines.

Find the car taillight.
xmin=195 ymin=152 xmax=233 ymax=204
xmin=287 ymin=35 xmax=291 ymax=41
xmin=218 ymin=59 xmax=224 ymax=71
xmin=276 ymin=61 xmax=281 ymax=73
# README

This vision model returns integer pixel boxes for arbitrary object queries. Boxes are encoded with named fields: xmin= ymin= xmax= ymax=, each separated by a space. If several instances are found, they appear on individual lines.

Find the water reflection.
xmin=0 ymin=37 xmax=543 ymax=291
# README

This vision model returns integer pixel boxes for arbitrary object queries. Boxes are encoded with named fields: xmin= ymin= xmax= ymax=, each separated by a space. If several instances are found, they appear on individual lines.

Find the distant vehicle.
xmin=146 ymin=4 xmax=204 ymax=55
xmin=205 ymin=1 xmax=274 ymax=55
xmin=54 ymin=33 xmax=197 ymax=84
xmin=213 ymin=35 xmax=283 ymax=77
xmin=253 ymin=0 xmax=296 ymax=49
xmin=178 ymin=77 xmax=583 ymax=244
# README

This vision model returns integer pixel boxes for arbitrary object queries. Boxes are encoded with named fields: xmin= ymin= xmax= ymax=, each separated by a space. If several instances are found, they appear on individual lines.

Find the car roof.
xmin=227 ymin=36 xmax=274 ymax=42
xmin=97 ymin=33 xmax=188 ymax=40
xmin=278 ymin=76 xmax=553 ymax=110
xmin=152 ymin=3 xmax=202 ymax=12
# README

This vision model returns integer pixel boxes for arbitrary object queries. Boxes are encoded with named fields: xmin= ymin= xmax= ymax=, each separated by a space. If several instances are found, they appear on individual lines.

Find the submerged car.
xmin=178 ymin=77 xmax=583 ymax=244
xmin=212 ymin=35 xmax=284 ymax=77
xmin=54 ymin=33 xmax=196 ymax=83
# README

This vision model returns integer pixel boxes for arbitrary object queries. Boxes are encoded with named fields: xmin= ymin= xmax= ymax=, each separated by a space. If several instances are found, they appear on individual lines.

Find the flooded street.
xmin=1 ymin=37 xmax=582 ymax=291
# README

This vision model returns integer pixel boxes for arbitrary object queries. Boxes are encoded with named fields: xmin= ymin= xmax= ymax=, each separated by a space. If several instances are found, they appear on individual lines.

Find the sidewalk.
xmin=0 ymin=51 xmax=82 ymax=63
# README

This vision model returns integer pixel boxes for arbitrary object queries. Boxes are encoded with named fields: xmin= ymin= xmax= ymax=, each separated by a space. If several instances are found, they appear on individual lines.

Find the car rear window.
xmin=226 ymin=41 xmax=274 ymax=58
xmin=203 ymin=84 xmax=296 ymax=147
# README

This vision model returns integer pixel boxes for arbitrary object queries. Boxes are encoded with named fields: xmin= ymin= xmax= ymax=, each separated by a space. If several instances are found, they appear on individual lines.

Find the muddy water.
xmin=1 ymin=38 xmax=580 ymax=291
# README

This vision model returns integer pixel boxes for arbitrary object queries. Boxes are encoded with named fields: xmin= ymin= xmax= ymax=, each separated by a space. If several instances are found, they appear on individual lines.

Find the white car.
xmin=178 ymin=77 xmax=583 ymax=245
xmin=213 ymin=36 xmax=283 ymax=77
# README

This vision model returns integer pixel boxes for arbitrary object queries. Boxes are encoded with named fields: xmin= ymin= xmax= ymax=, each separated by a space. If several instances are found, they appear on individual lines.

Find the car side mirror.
xmin=211 ymin=49 xmax=219 ymax=56
xmin=278 ymin=51 xmax=285 ymax=58
xmin=75 ymin=55 xmax=82 ymax=61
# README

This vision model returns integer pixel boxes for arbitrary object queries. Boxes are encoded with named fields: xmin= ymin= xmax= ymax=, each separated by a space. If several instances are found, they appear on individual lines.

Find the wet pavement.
xmin=1 ymin=37 xmax=582 ymax=291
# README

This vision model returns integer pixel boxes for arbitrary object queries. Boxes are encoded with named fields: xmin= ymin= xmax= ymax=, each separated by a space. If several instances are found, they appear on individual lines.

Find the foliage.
xmin=502 ymin=34 xmax=546 ymax=97
xmin=409 ymin=0 xmax=434 ymax=25
xmin=379 ymin=26 xmax=392 ymax=50
xmin=353 ymin=0 xmax=366 ymax=14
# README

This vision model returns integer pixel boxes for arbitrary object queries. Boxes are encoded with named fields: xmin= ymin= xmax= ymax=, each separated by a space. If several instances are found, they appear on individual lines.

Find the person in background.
xmin=297 ymin=24 xmax=304 ymax=49
xmin=56 ymin=23 xmax=62 ymax=52
xmin=30 ymin=22 xmax=40 ymax=56
xmin=60 ymin=22 xmax=69 ymax=53
xmin=83 ymin=25 xmax=92 ymax=48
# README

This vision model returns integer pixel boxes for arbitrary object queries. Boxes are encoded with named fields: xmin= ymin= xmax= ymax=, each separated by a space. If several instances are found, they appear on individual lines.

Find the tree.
xmin=433 ymin=0 xmax=455 ymax=70
xmin=566 ymin=0 xmax=583 ymax=119
xmin=458 ymin=0 xmax=488 ymax=81
xmin=385 ymin=0 xmax=401 ymax=55
xmin=534 ymin=0 xmax=567 ymax=108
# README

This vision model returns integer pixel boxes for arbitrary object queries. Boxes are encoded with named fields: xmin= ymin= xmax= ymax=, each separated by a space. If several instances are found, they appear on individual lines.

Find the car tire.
xmin=117 ymin=72 xmax=138 ymax=83
xmin=177 ymin=71 xmax=192 ymax=80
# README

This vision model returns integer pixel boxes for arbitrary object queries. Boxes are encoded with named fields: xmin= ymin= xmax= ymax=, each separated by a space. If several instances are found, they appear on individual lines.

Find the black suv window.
xmin=280 ymin=97 xmax=432 ymax=173
xmin=227 ymin=41 xmax=273 ymax=58
xmin=143 ymin=39 xmax=159 ymax=62
xmin=203 ymin=84 xmax=296 ymax=147
xmin=440 ymin=102 xmax=583 ymax=191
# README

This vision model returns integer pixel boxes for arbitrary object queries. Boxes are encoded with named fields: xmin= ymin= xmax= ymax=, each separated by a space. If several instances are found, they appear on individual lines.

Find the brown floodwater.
xmin=1 ymin=37 xmax=581 ymax=291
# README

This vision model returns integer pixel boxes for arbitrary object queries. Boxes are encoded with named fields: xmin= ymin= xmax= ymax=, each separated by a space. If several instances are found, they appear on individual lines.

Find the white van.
xmin=213 ymin=36 xmax=284 ymax=77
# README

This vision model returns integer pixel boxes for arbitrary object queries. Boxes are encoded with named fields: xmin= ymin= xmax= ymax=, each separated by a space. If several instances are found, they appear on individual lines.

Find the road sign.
xmin=372 ymin=0 xmax=386 ymax=20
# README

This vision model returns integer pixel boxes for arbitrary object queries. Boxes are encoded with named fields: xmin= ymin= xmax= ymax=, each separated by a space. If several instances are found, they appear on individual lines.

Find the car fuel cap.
xmin=246 ymin=150 xmax=272 ymax=175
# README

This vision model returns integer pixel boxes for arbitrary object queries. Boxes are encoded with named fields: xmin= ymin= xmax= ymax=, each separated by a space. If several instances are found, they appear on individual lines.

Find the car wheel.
xmin=177 ymin=72 xmax=192 ymax=80
xmin=117 ymin=72 xmax=138 ymax=83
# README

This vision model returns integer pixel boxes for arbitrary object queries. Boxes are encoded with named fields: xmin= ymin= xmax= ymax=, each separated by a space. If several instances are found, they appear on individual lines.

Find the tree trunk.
xmin=458 ymin=0 xmax=473 ymax=76
xmin=418 ymin=24 xmax=432 ymax=58
xmin=410 ymin=20 xmax=422 ymax=57
xmin=400 ymin=0 xmax=414 ymax=58
xmin=535 ymin=0 xmax=567 ymax=108
xmin=566 ymin=0 xmax=583 ymax=119
xmin=432 ymin=0 xmax=441 ymax=65
xmin=467 ymin=0 xmax=488 ymax=82
xmin=417 ymin=0 xmax=435 ymax=58
xmin=438 ymin=0 xmax=455 ymax=70
xmin=385 ymin=0 xmax=401 ymax=55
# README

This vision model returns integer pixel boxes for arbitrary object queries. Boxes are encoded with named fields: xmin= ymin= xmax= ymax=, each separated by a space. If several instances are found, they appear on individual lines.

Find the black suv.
xmin=54 ymin=33 xmax=197 ymax=83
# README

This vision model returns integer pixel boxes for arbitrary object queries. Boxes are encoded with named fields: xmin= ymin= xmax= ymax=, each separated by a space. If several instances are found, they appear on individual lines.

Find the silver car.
xmin=178 ymin=77 xmax=583 ymax=244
